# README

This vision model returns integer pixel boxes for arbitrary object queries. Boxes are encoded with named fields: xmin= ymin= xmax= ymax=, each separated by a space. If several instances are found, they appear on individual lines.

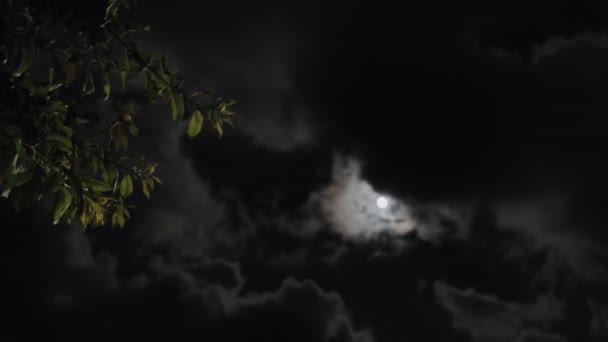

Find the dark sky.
xmin=3 ymin=1 xmax=608 ymax=341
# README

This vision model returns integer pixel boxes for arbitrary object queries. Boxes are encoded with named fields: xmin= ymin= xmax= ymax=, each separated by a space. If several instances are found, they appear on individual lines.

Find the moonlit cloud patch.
xmin=316 ymin=156 xmax=417 ymax=238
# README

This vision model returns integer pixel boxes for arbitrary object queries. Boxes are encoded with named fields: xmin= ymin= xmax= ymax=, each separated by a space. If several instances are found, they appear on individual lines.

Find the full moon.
xmin=319 ymin=156 xmax=417 ymax=237
xmin=376 ymin=196 xmax=388 ymax=209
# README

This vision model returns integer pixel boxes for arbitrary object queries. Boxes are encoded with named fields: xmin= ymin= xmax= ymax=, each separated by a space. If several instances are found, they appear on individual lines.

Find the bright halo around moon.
xmin=376 ymin=196 xmax=389 ymax=209
xmin=317 ymin=156 xmax=417 ymax=238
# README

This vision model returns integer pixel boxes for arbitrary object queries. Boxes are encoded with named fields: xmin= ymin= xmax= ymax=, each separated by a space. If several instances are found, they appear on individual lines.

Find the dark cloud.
xmin=1 ymin=204 xmax=374 ymax=342
xmin=284 ymin=1 xmax=608 ymax=209
xmin=434 ymin=281 xmax=565 ymax=342
xmin=218 ymin=278 xmax=375 ymax=342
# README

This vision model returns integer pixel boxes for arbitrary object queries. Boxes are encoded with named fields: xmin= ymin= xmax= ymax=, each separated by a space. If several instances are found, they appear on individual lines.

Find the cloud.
xmin=493 ymin=196 xmax=608 ymax=282
xmin=532 ymin=32 xmax=608 ymax=64
xmin=4 ymin=209 xmax=373 ymax=342
xmin=589 ymin=299 xmax=608 ymax=340
xmin=220 ymin=278 xmax=375 ymax=342
xmin=434 ymin=281 xmax=565 ymax=342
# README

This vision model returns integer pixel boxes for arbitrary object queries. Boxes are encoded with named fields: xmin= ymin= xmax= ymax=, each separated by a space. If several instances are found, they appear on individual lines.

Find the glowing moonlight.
xmin=318 ymin=156 xmax=418 ymax=237
xmin=376 ymin=196 xmax=388 ymax=209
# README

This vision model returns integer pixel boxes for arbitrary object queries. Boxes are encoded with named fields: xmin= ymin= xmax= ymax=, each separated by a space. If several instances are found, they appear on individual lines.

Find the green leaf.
xmin=141 ymin=179 xmax=151 ymax=199
xmin=110 ymin=123 xmax=128 ymax=152
xmin=102 ymin=166 xmax=118 ymax=185
xmin=210 ymin=113 xmax=224 ymax=137
xmin=49 ymin=67 xmax=55 ymax=85
xmin=65 ymin=204 xmax=79 ymax=223
xmin=1 ymin=125 xmax=22 ymax=138
xmin=13 ymin=48 xmax=32 ymax=77
xmin=103 ymin=74 xmax=111 ymax=100
xmin=83 ymin=177 xmax=113 ymax=192
xmin=58 ymin=125 xmax=74 ymax=137
xmin=11 ymin=169 xmax=33 ymax=188
xmin=82 ymin=70 xmax=95 ymax=95
xmin=83 ymin=195 xmax=106 ymax=225
xmin=52 ymin=187 xmax=73 ymax=224
xmin=76 ymin=111 xmax=100 ymax=125
xmin=105 ymin=0 xmax=121 ymax=20
xmin=80 ymin=206 xmax=89 ymax=227
xmin=111 ymin=208 xmax=126 ymax=227
xmin=187 ymin=110 xmax=204 ymax=137
xmin=170 ymin=93 xmax=184 ymax=121
xmin=119 ymin=175 xmax=133 ymax=197
xmin=9 ymin=180 xmax=38 ymax=210
xmin=46 ymin=134 xmax=73 ymax=153
xmin=63 ymin=62 xmax=76 ymax=83
xmin=0 ymin=46 xmax=8 ymax=64
xmin=1 ymin=153 xmax=17 ymax=194
xmin=145 ymin=162 xmax=158 ymax=175
xmin=8 ymin=180 xmax=40 ymax=210
xmin=40 ymin=175 xmax=62 ymax=196
xmin=120 ymin=69 xmax=127 ymax=90
xmin=39 ymin=101 xmax=68 ymax=115
xmin=128 ymin=123 xmax=139 ymax=136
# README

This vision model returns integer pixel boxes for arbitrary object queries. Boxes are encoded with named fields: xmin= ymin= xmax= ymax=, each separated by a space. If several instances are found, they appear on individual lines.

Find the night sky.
xmin=3 ymin=1 xmax=608 ymax=341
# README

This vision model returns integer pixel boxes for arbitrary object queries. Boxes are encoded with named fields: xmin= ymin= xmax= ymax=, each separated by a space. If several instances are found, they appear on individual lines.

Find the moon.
xmin=376 ymin=196 xmax=389 ymax=209
xmin=319 ymin=156 xmax=417 ymax=237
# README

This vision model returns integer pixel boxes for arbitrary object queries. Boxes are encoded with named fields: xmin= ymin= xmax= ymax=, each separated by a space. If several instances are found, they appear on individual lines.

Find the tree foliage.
xmin=0 ymin=0 xmax=235 ymax=227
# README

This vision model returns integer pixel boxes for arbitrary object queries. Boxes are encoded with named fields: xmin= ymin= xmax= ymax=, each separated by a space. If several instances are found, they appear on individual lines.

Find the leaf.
xmin=111 ymin=209 xmax=125 ymax=227
xmin=170 ymin=93 xmax=184 ymax=121
xmin=120 ymin=69 xmax=127 ymax=90
xmin=11 ymin=169 xmax=33 ymax=188
xmin=63 ymin=62 xmax=76 ymax=83
xmin=159 ymin=56 xmax=170 ymax=79
xmin=145 ymin=162 xmax=158 ymax=174
xmin=49 ymin=67 xmax=55 ymax=85
xmin=52 ymin=187 xmax=73 ymax=224
xmin=82 ymin=70 xmax=95 ymax=95
xmin=13 ymin=47 xmax=32 ymax=77
xmin=102 ymin=166 xmax=118 ymax=184
xmin=143 ymin=71 xmax=155 ymax=101
xmin=141 ymin=179 xmax=150 ymax=199
xmin=128 ymin=123 xmax=139 ymax=136
xmin=103 ymin=74 xmax=111 ymax=100
xmin=187 ymin=110 xmax=204 ymax=137
xmin=83 ymin=177 xmax=113 ymax=192
xmin=83 ymin=195 xmax=106 ymax=225
xmin=105 ymin=0 xmax=121 ymax=20
xmin=65 ymin=204 xmax=79 ymax=223
xmin=119 ymin=175 xmax=133 ymax=197
xmin=110 ymin=124 xmax=128 ymax=152
xmin=46 ymin=134 xmax=73 ymax=153
xmin=210 ymin=114 xmax=224 ymax=137
xmin=39 ymin=101 xmax=68 ymax=115
xmin=176 ymin=94 xmax=185 ymax=121
xmin=9 ymin=181 xmax=38 ymax=210
xmin=58 ymin=125 xmax=74 ymax=137
xmin=80 ymin=206 xmax=89 ymax=227
xmin=0 ymin=46 xmax=8 ymax=64
xmin=1 ymin=125 xmax=22 ymax=138
xmin=76 ymin=111 xmax=100 ymax=125
xmin=39 ymin=175 xmax=61 ymax=196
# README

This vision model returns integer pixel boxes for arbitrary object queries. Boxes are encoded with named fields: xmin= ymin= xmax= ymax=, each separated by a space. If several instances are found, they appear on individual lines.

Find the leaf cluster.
xmin=0 ymin=0 xmax=235 ymax=227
